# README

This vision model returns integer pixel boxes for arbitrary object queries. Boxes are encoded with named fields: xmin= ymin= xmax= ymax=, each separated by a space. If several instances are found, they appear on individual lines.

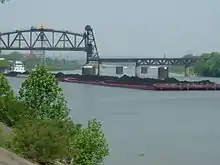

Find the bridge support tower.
xmin=184 ymin=66 xmax=190 ymax=77
xmin=135 ymin=62 xmax=139 ymax=77
xmin=84 ymin=25 xmax=100 ymax=75
xmin=85 ymin=25 xmax=99 ymax=64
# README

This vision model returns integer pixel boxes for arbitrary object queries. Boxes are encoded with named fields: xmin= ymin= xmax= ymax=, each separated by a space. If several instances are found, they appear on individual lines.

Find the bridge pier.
xmin=97 ymin=61 xmax=101 ymax=75
xmin=184 ymin=66 xmax=189 ymax=77
xmin=135 ymin=62 xmax=139 ymax=77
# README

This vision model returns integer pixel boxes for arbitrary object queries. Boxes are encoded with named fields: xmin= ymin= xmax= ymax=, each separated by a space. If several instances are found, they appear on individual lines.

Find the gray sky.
xmin=0 ymin=0 xmax=220 ymax=58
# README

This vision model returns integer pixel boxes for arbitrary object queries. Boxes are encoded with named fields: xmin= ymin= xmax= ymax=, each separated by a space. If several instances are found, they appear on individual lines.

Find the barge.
xmin=62 ymin=77 xmax=220 ymax=91
xmin=4 ymin=72 xmax=220 ymax=91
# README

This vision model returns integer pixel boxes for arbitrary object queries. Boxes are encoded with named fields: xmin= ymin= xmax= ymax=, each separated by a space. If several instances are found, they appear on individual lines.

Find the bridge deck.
xmin=96 ymin=57 xmax=201 ymax=66
xmin=98 ymin=57 xmax=199 ymax=62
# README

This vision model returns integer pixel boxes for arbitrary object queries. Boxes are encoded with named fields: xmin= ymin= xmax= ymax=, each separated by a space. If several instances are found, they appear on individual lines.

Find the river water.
xmin=7 ymin=67 xmax=220 ymax=165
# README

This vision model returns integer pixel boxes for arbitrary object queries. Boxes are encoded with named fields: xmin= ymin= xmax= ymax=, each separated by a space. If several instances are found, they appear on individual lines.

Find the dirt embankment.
xmin=0 ymin=148 xmax=35 ymax=165
xmin=0 ymin=122 xmax=35 ymax=165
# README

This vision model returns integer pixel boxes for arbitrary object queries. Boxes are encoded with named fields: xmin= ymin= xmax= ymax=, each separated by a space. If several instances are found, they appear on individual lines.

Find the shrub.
xmin=0 ymin=126 xmax=4 ymax=147
xmin=9 ymin=119 xmax=75 ymax=165
xmin=0 ymin=95 xmax=33 ymax=127
xmin=7 ymin=118 xmax=109 ymax=165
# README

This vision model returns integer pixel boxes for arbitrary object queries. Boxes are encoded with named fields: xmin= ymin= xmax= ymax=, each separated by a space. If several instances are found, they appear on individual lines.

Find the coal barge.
xmin=56 ymin=74 xmax=220 ymax=91
xmin=5 ymin=71 xmax=220 ymax=91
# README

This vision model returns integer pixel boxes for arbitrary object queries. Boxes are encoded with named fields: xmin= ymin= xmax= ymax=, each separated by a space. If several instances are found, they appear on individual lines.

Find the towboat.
xmin=10 ymin=61 xmax=26 ymax=73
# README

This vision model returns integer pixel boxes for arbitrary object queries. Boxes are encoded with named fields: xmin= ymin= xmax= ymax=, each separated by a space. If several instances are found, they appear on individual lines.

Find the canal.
xmin=7 ymin=67 xmax=220 ymax=165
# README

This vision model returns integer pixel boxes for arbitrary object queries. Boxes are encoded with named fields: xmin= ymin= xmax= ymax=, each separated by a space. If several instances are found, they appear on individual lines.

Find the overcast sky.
xmin=0 ymin=0 xmax=220 ymax=58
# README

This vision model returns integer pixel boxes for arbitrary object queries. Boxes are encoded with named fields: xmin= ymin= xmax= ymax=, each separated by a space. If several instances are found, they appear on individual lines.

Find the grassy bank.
xmin=0 ymin=60 xmax=9 ymax=67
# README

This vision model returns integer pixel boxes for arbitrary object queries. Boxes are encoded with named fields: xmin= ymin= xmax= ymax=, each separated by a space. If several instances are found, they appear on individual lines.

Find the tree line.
xmin=183 ymin=52 xmax=220 ymax=77
xmin=0 ymin=51 xmax=82 ymax=71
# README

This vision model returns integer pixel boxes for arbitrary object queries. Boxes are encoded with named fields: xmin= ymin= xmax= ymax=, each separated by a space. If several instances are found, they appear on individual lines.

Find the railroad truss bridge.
xmin=0 ymin=25 xmax=99 ymax=63
xmin=0 ymin=25 xmax=202 ymax=67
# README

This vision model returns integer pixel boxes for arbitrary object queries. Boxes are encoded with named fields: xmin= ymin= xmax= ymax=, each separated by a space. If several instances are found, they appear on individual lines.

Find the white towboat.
xmin=10 ymin=61 xmax=26 ymax=73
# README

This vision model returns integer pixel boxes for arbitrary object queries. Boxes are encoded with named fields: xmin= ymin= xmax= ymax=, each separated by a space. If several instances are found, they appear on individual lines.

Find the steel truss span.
xmin=0 ymin=25 xmax=99 ymax=62
xmin=136 ymin=58 xmax=198 ymax=66
xmin=98 ymin=58 xmax=199 ymax=66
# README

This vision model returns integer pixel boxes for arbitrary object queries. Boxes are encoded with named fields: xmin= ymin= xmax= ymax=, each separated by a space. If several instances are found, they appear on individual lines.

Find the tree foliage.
xmin=0 ymin=73 xmax=33 ymax=128
xmin=0 ymin=95 xmax=33 ymax=127
xmin=7 ymin=119 xmax=109 ymax=165
xmin=73 ymin=119 xmax=109 ymax=165
xmin=18 ymin=66 xmax=69 ymax=120
xmin=194 ymin=52 xmax=220 ymax=77
xmin=8 ymin=119 xmax=75 ymax=165
xmin=0 ymin=73 xmax=13 ymax=97
xmin=171 ymin=52 xmax=220 ymax=77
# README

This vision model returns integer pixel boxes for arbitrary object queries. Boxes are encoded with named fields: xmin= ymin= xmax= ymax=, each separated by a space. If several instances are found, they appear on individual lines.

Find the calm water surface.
xmin=8 ymin=67 xmax=220 ymax=165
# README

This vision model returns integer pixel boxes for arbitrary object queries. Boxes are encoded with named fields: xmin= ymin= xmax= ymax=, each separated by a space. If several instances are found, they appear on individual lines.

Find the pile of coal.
xmin=54 ymin=73 xmax=215 ymax=85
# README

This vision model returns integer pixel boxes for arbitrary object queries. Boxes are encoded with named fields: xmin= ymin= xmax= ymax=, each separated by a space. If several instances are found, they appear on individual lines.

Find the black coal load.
xmin=4 ymin=71 xmax=214 ymax=85
xmin=54 ymin=73 xmax=215 ymax=85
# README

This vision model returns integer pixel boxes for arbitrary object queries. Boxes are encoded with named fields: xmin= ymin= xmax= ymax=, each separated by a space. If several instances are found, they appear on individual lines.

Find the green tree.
xmin=73 ymin=119 xmax=109 ymax=165
xmin=18 ymin=65 xmax=69 ymax=120
xmin=0 ymin=73 xmax=13 ymax=97
xmin=194 ymin=58 xmax=209 ymax=76
xmin=0 ymin=74 xmax=33 ymax=127
xmin=194 ymin=52 xmax=220 ymax=77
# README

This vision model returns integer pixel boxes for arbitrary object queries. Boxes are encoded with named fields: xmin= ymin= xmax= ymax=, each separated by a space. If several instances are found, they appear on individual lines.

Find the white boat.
xmin=10 ymin=61 xmax=26 ymax=73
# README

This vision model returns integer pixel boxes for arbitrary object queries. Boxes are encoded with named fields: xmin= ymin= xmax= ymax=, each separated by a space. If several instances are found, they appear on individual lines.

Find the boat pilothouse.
xmin=11 ymin=61 xmax=26 ymax=73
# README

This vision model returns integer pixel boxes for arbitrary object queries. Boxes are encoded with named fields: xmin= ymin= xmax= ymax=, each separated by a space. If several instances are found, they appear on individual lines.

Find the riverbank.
xmin=0 ymin=147 xmax=36 ymax=165
xmin=0 ymin=123 xmax=32 ymax=165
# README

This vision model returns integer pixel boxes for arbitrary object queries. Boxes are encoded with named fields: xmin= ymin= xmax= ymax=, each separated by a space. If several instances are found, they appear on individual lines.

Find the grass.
xmin=0 ymin=60 xmax=9 ymax=67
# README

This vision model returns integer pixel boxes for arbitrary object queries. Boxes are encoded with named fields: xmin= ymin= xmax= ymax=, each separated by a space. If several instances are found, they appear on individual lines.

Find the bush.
xmin=7 ymin=118 xmax=109 ymax=165
xmin=0 ymin=95 xmax=33 ymax=127
xmin=0 ymin=126 xmax=4 ymax=147
xmin=8 ymin=119 xmax=75 ymax=165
